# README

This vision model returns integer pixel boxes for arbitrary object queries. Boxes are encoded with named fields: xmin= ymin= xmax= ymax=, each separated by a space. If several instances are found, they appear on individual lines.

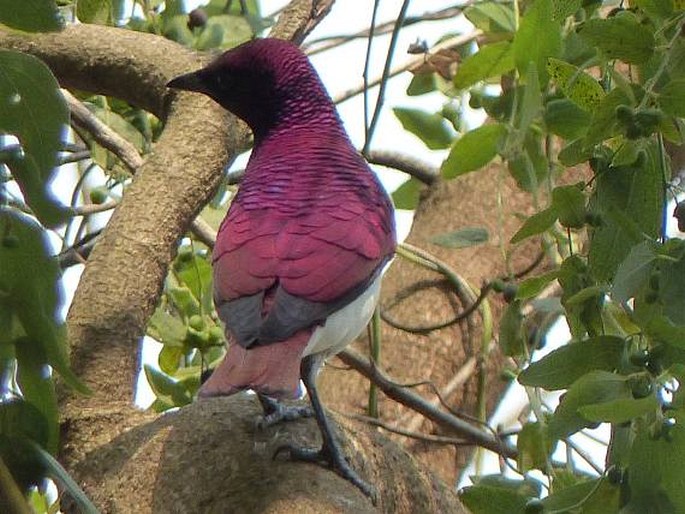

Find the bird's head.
xmin=167 ymin=38 xmax=333 ymax=137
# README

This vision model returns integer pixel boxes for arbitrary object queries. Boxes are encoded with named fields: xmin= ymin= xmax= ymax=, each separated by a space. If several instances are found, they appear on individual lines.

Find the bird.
xmin=167 ymin=38 xmax=396 ymax=499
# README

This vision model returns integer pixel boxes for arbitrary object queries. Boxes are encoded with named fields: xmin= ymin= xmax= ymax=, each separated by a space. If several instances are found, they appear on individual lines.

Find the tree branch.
xmin=337 ymin=349 xmax=517 ymax=459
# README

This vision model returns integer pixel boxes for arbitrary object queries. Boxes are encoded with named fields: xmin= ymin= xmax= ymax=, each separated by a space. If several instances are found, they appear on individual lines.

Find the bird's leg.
xmin=256 ymin=393 xmax=313 ymax=429
xmin=275 ymin=354 xmax=376 ymax=501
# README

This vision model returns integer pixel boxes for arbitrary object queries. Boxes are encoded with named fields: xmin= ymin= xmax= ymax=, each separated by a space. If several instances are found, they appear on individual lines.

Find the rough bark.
xmin=63 ymin=395 xmax=465 ymax=513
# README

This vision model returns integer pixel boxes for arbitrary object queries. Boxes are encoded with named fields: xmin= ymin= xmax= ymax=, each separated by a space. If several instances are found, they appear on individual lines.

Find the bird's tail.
xmin=198 ymin=332 xmax=310 ymax=400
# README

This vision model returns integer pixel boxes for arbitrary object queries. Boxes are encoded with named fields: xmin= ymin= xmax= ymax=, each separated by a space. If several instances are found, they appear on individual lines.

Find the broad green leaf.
xmin=393 ymin=107 xmax=454 ymax=150
xmin=584 ymin=87 xmax=632 ymax=147
xmin=517 ymin=422 xmax=555 ymax=472
xmin=162 ymin=15 xmax=195 ymax=47
xmin=158 ymin=344 xmax=184 ymax=375
xmin=453 ymin=41 xmax=515 ymax=90
xmin=76 ymin=0 xmax=113 ymax=24
xmin=507 ymin=131 xmax=548 ymax=192
xmin=0 ymin=209 xmax=89 ymax=394
xmin=628 ymin=418 xmax=685 ymax=513
xmin=0 ymin=0 xmax=62 ymax=32
xmin=558 ymin=138 xmax=593 ymax=167
xmin=551 ymin=0 xmax=581 ymax=20
xmin=516 ymin=270 xmax=559 ymax=300
xmin=612 ymin=241 xmax=657 ymax=303
xmin=547 ymin=58 xmax=605 ymax=111
xmin=542 ymin=478 xmax=619 ymax=514
xmin=544 ymin=98 xmax=591 ymax=139
xmin=519 ymin=336 xmax=624 ymax=390
xmin=430 ymin=227 xmax=488 ymax=249
xmin=635 ymin=0 xmax=675 ymax=18
xmin=588 ymin=144 xmax=663 ymax=282
xmin=579 ymin=395 xmax=658 ymax=423
xmin=15 ymin=339 xmax=58 ymax=454
xmin=407 ymin=73 xmax=437 ymax=96
xmin=655 ymin=242 xmax=685 ymax=326
xmin=195 ymin=15 xmax=252 ymax=51
xmin=510 ymin=207 xmax=557 ymax=244
xmin=549 ymin=370 xmax=631 ymax=440
xmin=659 ymin=78 xmax=685 ymax=118
xmin=513 ymin=0 xmax=562 ymax=86
xmin=441 ymin=123 xmax=506 ymax=178
xmin=579 ymin=11 xmax=655 ymax=65
xmin=459 ymin=477 xmax=533 ymax=514
xmin=552 ymin=184 xmax=586 ymax=229
xmin=0 ymin=400 xmax=48 ymax=491
xmin=499 ymin=300 xmax=525 ymax=357
xmin=147 ymin=308 xmax=187 ymax=348
xmin=463 ymin=2 xmax=516 ymax=33
xmin=391 ymin=178 xmax=423 ymax=210
xmin=173 ymin=247 xmax=213 ymax=314
xmin=1 ymin=147 xmax=71 ymax=227
xmin=0 ymin=50 xmax=69 ymax=183
xmin=646 ymin=316 xmax=685 ymax=350
xmin=517 ymin=63 xmax=542 ymax=134
xmin=143 ymin=365 xmax=192 ymax=407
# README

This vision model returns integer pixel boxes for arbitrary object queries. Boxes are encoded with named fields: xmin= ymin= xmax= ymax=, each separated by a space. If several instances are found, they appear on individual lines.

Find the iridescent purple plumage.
xmin=168 ymin=38 xmax=395 ymax=499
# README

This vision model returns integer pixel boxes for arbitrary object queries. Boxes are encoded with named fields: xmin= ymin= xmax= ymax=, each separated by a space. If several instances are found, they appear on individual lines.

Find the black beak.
xmin=167 ymin=70 xmax=207 ymax=93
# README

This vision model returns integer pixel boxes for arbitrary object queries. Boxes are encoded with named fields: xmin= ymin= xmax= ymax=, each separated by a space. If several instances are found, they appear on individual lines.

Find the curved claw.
xmin=273 ymin=443 xmax=377 ymax=503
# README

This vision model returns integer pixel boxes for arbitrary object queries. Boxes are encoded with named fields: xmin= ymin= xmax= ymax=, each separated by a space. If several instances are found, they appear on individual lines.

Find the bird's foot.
xmin=256 ymin=394 xmax=313 ymax=429
xmin=274 ymin=443 xmax=376 ymax=502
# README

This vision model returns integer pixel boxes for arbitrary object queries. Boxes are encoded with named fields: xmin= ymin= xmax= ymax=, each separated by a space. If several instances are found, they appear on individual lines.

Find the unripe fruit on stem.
xmin=89 ymin=186 xmax=108 ymax=204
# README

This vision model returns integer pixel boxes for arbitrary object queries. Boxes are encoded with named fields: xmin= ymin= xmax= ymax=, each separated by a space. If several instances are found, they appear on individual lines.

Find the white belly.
xmin=302 ymin=275 xmax=381 ymax=359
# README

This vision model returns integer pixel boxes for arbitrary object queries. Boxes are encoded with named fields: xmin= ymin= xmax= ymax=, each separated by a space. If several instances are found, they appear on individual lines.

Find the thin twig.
xmin=337 ymin=348 xmax=517 ymax=459
xmin=73 ymin=200 xmax=119 ymax=216
xmin=333 ymin=31 xmax=482 ymax=105
xmin=366 ymin=149 xmax=438 ymax=185
xmin=363 ymin=0 xmax=411 ymax=154
xmin=346 ymin=413 xmax=470 ymax=446
xmin=400 ymin=356 xmax=478 ymax=433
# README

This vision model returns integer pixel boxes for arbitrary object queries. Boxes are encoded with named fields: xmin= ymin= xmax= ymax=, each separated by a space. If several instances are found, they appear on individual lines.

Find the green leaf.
xmin=1 ymin=147 xmax=71 ymax=227
xmin=628 ymin=417 xmax=685 ymax=513
xmin=659 ymin=78 xmax=685 ymax=118
xmin=510 ymin=207 xmax=558 ymax=244
xmin=0 ymin=400 xmax=48 ymax=491
xmin=558 ymin=138 xmax=593 ymax=167
xmin=0 ymin=50 xmax=69 ymax=183
xmin=549 ymin=370 xmax=631 ymax=440
xmin=195 ymin=15 xmax=252 ymax=51
xmin=430 ymin=227 xmax=489 ymax=249
xmin=406 ymin=73 xmax=437 ymax=96
xmin=544 ymin=98 xmax=592 ymax=139
xmin=173 ymin=247 xmax=213 ymax=313
xmin=552 ymin=184 xmax=586 ymax=229
xmin=463 ymin=2 xmax=516 ymax=33
xmin=147 ymin=308 xmax=187 ymax=348
xmin=76 ymin=0 xmax=113 ymax=24
xmin=635 ymin=0 xmax=675 ymax=18
xmin=393 ymin=107 xmax=454 ymax=150
xmin=516 ymin=270 xmax=559 ymax=300
xmin=507 ymin=130 xmax=548 ymax=192
xmin=579 ymin=395 xmax=658 ymax=423
xmin=144 ymin=365 xmax=192 ymax=408
xmin=584 ymin=87 xmax=632 ymax=147
xmin=441 ymin=123 xmax=506 ymax=178
xmin=612 ymin=241 xmax=657 ymax=303
xmin=30 ymin=442 xmax=99 ymax=514
xmin=15 ymin=338 xmax=59 ymax=454
xmin=499 ymin=300 xmax=525 ymax=357
xmin=588 ymin=144 xmax=664 ymax=282
xmin=459 ymin=478 xmax=532 ymax=514
xmin=517 ymin=63 xmax=543 ymax=134
xmin=391 ymin=178 xmax=423 ymax=210
xmin=517 ymin=422 xmax=555 ymax=472
xmin=0 ymin=209 xmax=89 ymax=395
xmin=513 ymin=0 xmax=562 ymax=86
xmin=453 ymin=41 xmax=515 ymax=90
xmin=519 ymin=336 xmax=625 ymax=390
xmin=0 ymin=0 xmax=62 ymax=32
xmin=542 ymin=478 xmax=620 ymax=514
xmin=579 ymin=11 xmax=655 ymax=65
xmin=646 ymin=316 xmax=685 ymax=350
xmin=551 ymin=0 xmax=582 ymax=21
xmin=546 ymin=58 xmax=605 ymax=111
